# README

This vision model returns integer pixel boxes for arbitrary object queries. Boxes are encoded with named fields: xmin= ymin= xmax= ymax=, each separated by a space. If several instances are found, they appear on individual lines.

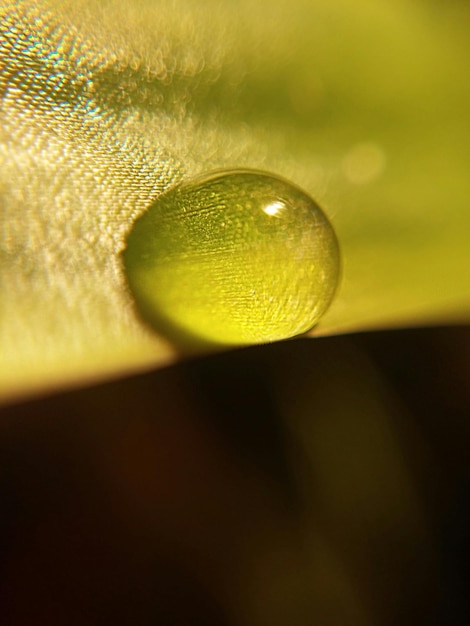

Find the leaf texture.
xmin=1 ymin=0 xmax=469 ymax=401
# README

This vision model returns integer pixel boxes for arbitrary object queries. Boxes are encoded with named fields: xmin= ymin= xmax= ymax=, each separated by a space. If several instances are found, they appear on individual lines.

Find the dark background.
xmin=1 ymin=327 xmax=469 ymax=625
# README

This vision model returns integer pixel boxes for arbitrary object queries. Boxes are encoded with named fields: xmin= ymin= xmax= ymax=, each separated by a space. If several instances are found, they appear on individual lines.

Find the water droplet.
xmin=123 ymin=169 xmax=340 ymax=348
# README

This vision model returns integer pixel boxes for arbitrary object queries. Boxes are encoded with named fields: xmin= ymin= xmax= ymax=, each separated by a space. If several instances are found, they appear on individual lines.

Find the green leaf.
xmin=1 ymin=0 xmax=469 ymax=401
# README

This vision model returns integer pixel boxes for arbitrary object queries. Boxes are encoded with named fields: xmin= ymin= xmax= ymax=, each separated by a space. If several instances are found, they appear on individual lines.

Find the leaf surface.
xmin=1 ymin=0 xmax=469 ymax=401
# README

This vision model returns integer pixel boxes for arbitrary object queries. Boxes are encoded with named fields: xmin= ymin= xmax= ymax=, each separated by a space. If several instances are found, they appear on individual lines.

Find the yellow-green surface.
xmin=1 ymin=0 xmax=469 ymax=401
xmin=124 ymin=170 xmax=339 ymax=347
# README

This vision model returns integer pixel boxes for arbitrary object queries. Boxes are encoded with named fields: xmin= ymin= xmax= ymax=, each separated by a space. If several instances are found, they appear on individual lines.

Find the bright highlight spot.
xmin=263 ymin=201 xmax=285 ymax=217
xmin=342 ymin=142 xmax=386 ymax=185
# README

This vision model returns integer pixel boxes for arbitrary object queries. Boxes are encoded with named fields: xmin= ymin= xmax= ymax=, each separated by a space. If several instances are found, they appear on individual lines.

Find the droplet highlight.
xmin=123 ymin=169 xmax=340 ymax=347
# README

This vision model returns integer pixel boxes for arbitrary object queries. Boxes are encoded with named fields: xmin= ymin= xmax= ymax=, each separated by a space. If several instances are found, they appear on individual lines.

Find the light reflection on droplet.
xmin=263 ymin=200 xmax=285 ymax=217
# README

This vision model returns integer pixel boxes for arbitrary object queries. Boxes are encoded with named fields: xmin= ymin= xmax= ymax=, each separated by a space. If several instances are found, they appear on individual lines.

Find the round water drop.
xmin=123 ymin=169 xmax=340 ymax=347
